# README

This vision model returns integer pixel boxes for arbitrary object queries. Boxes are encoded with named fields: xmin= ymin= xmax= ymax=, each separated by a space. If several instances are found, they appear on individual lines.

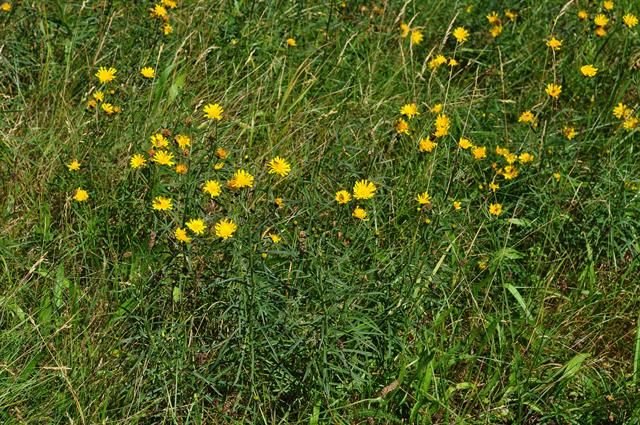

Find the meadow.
xmin=1 ymin=0 xmax=640 ymax=423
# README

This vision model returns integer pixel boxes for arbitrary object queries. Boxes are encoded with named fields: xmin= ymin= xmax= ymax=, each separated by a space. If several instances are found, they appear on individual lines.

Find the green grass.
xmin=2 ymin=0 xmax=640 ymax=423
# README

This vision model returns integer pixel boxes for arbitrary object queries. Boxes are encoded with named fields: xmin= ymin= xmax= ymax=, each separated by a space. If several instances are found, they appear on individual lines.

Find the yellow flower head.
xmin=410 ymin=29 xmax=424 ymax=45
xmin=563 ymin=126 xmax=577 ymax=140
xmin=472 ymin=146 xmax=487 ymax=160
xmin=352 ymin=206 xmax=368 ymax=220
xmin=594 ymin=14 xmax=609 ymax=27
xmin=623 ymin=14 xmax=638 ymax=28
xmin=175 ymin=227 xmax=191 ymax=243
xmin=213 ymin=162 xmax=225 ymax=170
xmin=434 ymin=113 xmax=450 ymax=137
xmin=67 ymin=159 xmax=81 ymax=171
xmin=186 ymin=218 xmax=206 ymax=235
xmin=428 ymin=54 xmax=448 ymax=70
xmin=505 ymin=9 xmax=518 ymax=21
xmin=73 ymin=188 xmax=89 ymax=202
xmin=150 ymin=4 xmax=168 ymax=19
xmin=400 ymin=103 xmax=419 ymax=119
xmin=150 ymin=133 xmax=169 ymax=148
xmin=175 ymin=163 xmax=188 ymax=174
xmin=603 ymin=1 xmax=614 ymax=11
xmin=623 ymin=117 xmax=639 ymax=130
xmin=203 ymin=103 xmax=224 ymax=121
xmin=580 ymin=64 xmax=598 ymax=77
xmin=502 ymin=165 xmax=519 ymax=180
xmin=546 ymin=36 xmax=562 ymax=51
xmin=152 ymin=150 xmax=175 ymax=166
xmin=578 ymin=10 xmax=588 ymax=20
xmin=163 ymin=23 xmax=173 ymax=35
xmin=130 ymin=154 xmax=147 ymax=169
xmin=268 ymin=233 xmax=281 ymax=244
xmin=175 ymin=134 xmax=191 ymax=150
xmin=335 ymin=190 xmax=352 ymax=204
xmin=452 ymin=26 xmax=469 ymax=43
xmin=95 ymin=67 xmax=117 ymax=84
xmin=101 ymin=102 xmax=115 ymax=114
xmin=267 ymin=156 xmax=291 ymax=177
xmin=162 ymin=0 xmax=177 ymax=9
xmin=518 ymin=152 xmax=534 ymax=164
xmin=203 ymin=180 xmax=222 ymax=197
xmin=227 ymin=169 xmax=254 ymax=189
xmin=545 ymin=83 xmax=562 ymax=98
xmin=1 ymin=2 xmax=12 ymax=12
xmin=416 ymin=191 xmax=431 ymax=205
xmin=419 ymin=137 xmax=437 ymax=153
xmin=453 ymin=201 xmax=462 ymax=210
xmin=353 ymin=179 xmax=377 ymax=200
xmin=400 ymin=23 xmax=410 ymax=38
xmin=458 ymin=137 xmax=473 ymax=150
xmin=274 ymin=197 xmax=284 ymax=208
xmin=215 ymin=147 xmax=229 ymax=159
xmin=613 ymin=103 xmax=632 ymax=120
xmin=518 ymin=110 xmax=535 ymax=124
xmin=489 ymin=25 xmax=503 ymax=38
xmin=93 ymin=91 xmax=104 ymax=102
xmin=395 ymin=118 xmax=410 ymax=134
xmin=489 ymin=203 xmax=503 ymax=216
xmin=487 ymin=11 xmax=500 ymax=25
xmin=287 ymin=37 xmax=297 ymax=47
xmin=215 ymin=218 xmax=237 ymax=240
xmin=140 ymin=67 xmax=156 ymax=79
xmin=430 ymin=103 xmax=443 ymax=114
xmin=152 ymin=196 xmax=173 ymax=211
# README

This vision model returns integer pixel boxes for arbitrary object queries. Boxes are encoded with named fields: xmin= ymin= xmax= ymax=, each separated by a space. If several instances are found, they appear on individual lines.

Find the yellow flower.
xmin=505 ymin=9 xmax=518 ymax=21
xmin=130 ymin=154 xmax=147 ymax=169
xmin=335 ymin=190 xmax=352 ymax=204
xmin=623 ymin=117 xmax=639 ymax=130
xmin=215 ymin=218 xmax=237 ymax=240
xmin=93 ymin=91 xmax=104 ymax=102
xmin=175 ymin=163 xmax=188 ymax=174
xmin=487 ymin=11 xmax=500 ymax=25
xmin=162 ymin=0 xmax=177 ymax=8
xmin=458 ymin=137 xmax=473 ymax=150
xmin=267 ymin=156 xmax=291 ymax=177
xmin=150 ymin=4 xmax=168 ymax=19
xmin=395 ymin=118 xmax=410 ymax=135
xmin=73 ymin=188 xmax=89 ymax=202
xmin=86 ymin=99 xmax=97 ymax=109
xmin=152 ymin=150 xmax=175 ymax=166
xmin=286 ymin=37 xmax=297 ymax=47
xmin=175 ymin=134 xmax=191 ymax=150
xmin=489 ymin=25 xmax=503 ymax=38
xmin=352 ymin=206 xmax=368 ymax=220
xmin=563 ymin=126 xmax=577 ymax=140
xmin=227 ymin=169 xmax=254 ymax=189
xmin=580 ymin=64 xmax=598 ymax=77
xmin=95 ymin=67 xmax=117 ymax=84
xmin=613 ymin=102 xmax=632 ymax=120
xmin=0 ymin=2 xmax=11 ymax=12
xmin=546 ymin=36 xmax=562 ymax=51
xmin=152 ymin=196 xmax=173 ymax=211
xmin=274 ymin=197 xmax=284 ymax=208
xmin=268 ymin=233 xmax=281 ymax=244
xmin=186 ymin=218 xmax=206 ymax=235
xmin=518 ymin=110 xmax=535 ymax=124
xmin=203 ymin=103 xmax=224 ymax=120
xmin=410 ymin=29 xmax=423 ymax=45
xmin=67 ymin=159 xmax=81 ymax=171
xmin=452 ymin=26 xmax=469 ymax=43
xmin=472 ymin=146 xmax=486 ymax=160
xmin=213 ymin=162 xmax=225 ymax=170
xmin=430 ymin=103 xmax=443 ymax=114
xmin=595 ymin=26 xmax=607 ymax=37
xmin=215 ymin=147 xmax=228 ymax=159
xmin=416 ymin=191 xmax=431 ymax=205
xmin=400 ymin=23 xmax=410 ymax=38
xmin=434 ymin=113 xmax=450 ymax=137
xmin=578 ymin=10 xmax=588 ymax=20
xmin=140 ymin=67 xmax=156 ymax=78
xmin=400 ymin=103 xmax=419 ymax=119
xmin=419 ymin=137 xmax=437 ymax=153
xmin=101 ymin=102 xmax=115 ymax=114
xmin=453 ymin=201 xmax=462 ymax=210
xmin=488 ymin=203 xmax=503 ymax=216
xmin=594 ymin=14 xmax=609 ymax=27
xmin=545 ymin=83 xmax=562 ymax=98
xmin=203 ymin=180 xmax=221 ymax=197
xmin=448 ymin=57 xmax=460 ymax=67
xmin=502 ymin=165 xmax=519 ymax=180
xmin=175 ymin=227 xmax=191 ymax=243
xmin=353 ymin=180 xmax=376 ymax=200
xmin=489 ymin=182 xmax=500 ymax=192
xmin=518 ymin=152 xmax=534 ymax=164
xmin=428 ymin=54 xmax=447 ymax=70
xmin=150 ymin=133 xmax=169 ymax=148
xmin=623 ymin=14 xmax=638 ymax=28
xmin=163 ymin=23 xmax=173 ymax=35
xmin=603 ymin=1 xmax=614 ymax=11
